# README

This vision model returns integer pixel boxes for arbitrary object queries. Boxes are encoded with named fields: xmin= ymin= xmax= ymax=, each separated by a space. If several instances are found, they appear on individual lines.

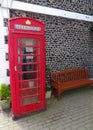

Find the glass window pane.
xmin=22 ymin=72 xmax=36 ymax=80
xmin=23 ymin=96 xmax=40 ymax=105
xmin=19 ymin=80 xmax=40 ymax=88
xmin=22 ymin=47 xmax=35 ymax=54
xmin=22 ymin=64 xmax=35 ymax=71
xmin=22 ymin=38 xmax=36 ymax=46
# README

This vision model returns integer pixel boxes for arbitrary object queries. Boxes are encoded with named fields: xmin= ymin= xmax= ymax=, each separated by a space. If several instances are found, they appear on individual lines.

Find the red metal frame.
xmin=8 ymin=17 xmax=46 ymax=117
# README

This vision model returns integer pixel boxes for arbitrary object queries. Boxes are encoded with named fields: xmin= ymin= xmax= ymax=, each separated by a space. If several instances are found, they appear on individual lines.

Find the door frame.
xmin=10 ymin=33 xmax=46 ymax=115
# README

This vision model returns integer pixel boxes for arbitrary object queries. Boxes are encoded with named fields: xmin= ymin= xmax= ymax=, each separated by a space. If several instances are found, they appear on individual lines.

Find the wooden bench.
xmin=50 ymin=68 xmax=93 ymax=100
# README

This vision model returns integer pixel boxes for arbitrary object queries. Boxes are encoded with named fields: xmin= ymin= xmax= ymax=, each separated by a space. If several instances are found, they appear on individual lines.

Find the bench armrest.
xmin=50 ymin=78 xmax=61 ymax=89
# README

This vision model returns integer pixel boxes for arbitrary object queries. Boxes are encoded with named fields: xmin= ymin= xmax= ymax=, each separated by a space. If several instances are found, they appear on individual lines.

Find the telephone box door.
xmin=8 ymin=18 xmax=46 ymax=116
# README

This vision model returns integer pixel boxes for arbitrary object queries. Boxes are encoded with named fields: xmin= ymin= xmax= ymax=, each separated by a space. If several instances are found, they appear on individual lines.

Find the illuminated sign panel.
xmin=14 ymin=24 xmax=41 ymax=31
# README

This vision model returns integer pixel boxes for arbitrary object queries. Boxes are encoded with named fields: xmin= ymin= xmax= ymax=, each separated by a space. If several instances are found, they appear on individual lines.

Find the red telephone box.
xmin=8 ymin=17 xmax=46 ymax=119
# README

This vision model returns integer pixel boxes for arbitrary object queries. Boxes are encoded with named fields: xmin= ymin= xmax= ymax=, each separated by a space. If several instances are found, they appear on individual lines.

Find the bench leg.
xmin=51 ymin=88 xmax=57 ymax=96
xmin=57 ymin=90 xmax=61 ymax=101
xmin=51 ymin=87 xmax=54 ymax=95
xmin=51 ymin=87 xmax=61 ymax=100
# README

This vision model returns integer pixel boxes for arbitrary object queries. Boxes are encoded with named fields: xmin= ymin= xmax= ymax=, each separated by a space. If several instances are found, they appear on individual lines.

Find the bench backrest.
xmin=50 ymin=68 xmax=88 ymax=83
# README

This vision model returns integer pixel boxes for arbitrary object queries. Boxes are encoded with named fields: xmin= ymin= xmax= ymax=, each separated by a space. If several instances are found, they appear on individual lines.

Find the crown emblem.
xmin=25 ymin=20 xmax=31 ymax=25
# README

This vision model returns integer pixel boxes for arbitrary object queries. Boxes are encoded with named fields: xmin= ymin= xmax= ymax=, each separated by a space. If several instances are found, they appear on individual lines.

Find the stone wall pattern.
xmin=10 ymin=10 xmax=93 ymax=72
xmin=15 ymin=0 xmax=93 ymax=15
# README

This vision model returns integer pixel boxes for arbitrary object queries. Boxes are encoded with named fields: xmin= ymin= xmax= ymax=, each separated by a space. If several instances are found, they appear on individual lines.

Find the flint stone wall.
xmin=10 ymin=10 xmax=93 ymax=72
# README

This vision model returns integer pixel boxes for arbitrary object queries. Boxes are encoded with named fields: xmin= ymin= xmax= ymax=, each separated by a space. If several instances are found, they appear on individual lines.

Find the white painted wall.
xmin=0 ymin=7 xmax=10 ymax=84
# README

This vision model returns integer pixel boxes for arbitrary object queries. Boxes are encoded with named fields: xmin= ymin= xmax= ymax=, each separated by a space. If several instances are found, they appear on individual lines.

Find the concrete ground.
xmin=0 ymin=86 xmax=93 ymax=130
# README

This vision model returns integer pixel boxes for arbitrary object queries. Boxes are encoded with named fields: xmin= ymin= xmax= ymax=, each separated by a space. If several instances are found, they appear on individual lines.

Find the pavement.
xmin=0 ymin=86 xmax=93 ymax=130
